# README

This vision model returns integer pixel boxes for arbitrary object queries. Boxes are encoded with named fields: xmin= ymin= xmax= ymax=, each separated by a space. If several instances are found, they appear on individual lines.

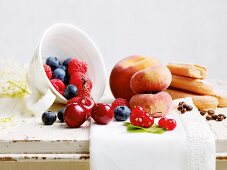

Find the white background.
xmin=0 ymin=0 xmax=227 ymax=79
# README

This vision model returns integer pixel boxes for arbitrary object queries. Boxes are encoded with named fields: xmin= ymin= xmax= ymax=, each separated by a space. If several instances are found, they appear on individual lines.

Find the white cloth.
xmin=90 ymin=98 xmax=215 ymax=170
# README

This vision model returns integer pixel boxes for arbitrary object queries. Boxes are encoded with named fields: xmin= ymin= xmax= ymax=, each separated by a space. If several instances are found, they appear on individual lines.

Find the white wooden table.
xmin=0 ymin=97 xmax=227 ymax=170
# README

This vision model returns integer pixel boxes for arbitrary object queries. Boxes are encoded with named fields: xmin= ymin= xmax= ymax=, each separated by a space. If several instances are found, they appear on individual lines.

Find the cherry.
xmin=166 ymin=119 xmax=177 ymax=131
xmin=67 ymin=96 xmax=94 ymax=118
xmin=158 ymin=117 xmax=168 ymax=128
xmin=91 ymin=103 xmax=113 ymax=125
xmin=64 ymin=103 xmax=87 ymax=128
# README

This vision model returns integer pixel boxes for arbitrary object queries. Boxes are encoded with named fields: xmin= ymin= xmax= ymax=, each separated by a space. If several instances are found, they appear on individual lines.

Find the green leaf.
xmin=123 ymin=122 xmax=166 ymax=134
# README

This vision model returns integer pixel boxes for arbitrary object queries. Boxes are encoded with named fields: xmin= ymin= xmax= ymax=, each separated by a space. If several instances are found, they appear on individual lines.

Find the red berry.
xmin=130 ymin=107 xmax=154 ymax=128
xmin=158 ymin=117 xmax=168 ymax=128
xmin=111 ymin=98 xmax=129 ymax=111
xmin=67 ymin=96 xmax=94 ymax=118
xmin=141 ymin=113 xmax=154 ymax=128
xmin=130 ymin=115 xmax=143 ymax=127
xmin=166 ymin=119 xmax=177 ymax=131
xmin=91 ymin=103 xmax=113 ymax=125
xmin=68 ymin=58 xmax=88 ymax=75
xmin=43 ymin=64 xmax=52 ymax=79
xmin=130 ymin=106 xmax=145 ymax=127
xmin=64 ymin=103 xmax=87 ymax=128
xmin=131 ymin=106 xmax=144 ymax=114
xmin=70 ymin=72 xmax=92 ymax=97
xmin=50 ymin=79 xmax=65 ymax=95
xmin=67 ymin=97 xmax=81 ymax=105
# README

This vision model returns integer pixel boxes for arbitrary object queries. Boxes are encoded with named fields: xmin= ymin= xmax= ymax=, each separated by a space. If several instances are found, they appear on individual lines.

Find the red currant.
xmin=130 ymin=107 xmax=154 ymax=128
xmin=131 ymin=106 xmax=144 ymax=114
xmin=130 ymin=115 xmax=143 ymax=127
xmin=141 ymin=115 xmax=154 ymax=128
xmin=166 ymin=119 xmax=177 ymax=130
xmin=158 ymin=117 xmax=168 ymax=128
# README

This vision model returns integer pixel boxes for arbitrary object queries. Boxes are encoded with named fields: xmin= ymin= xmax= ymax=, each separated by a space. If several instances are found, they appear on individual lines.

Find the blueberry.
xmin=63 ymin=58 xmax=71 ymax=66
xmin=57 ymin=107 xmax=65 ymax=122
xmin=114 ymin=106 xmax=131 ymax=121
xmin=58 ymin=65 xmax=67 ymax=71
xmin=42 ymin=111 xmax=56 ymax=125
xmin=64 ymin=84 xmax=78 ymax=99
xmin=53 ymin=68 xmax=66 ymax=81
xmin=64 ymin=74 xmax=70 ymax=85
xmin=46 ymin=56 xmax=60 ymax=70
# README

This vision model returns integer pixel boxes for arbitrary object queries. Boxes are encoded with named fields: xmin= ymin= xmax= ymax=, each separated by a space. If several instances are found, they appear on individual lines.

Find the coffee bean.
xmin=179 ymin=101 xmax=185 ymax=106
xmin=211 ymin=114 xmax=218 ymax=120
xmin=206 ymin=115 xmax=212 ymax=120
xmin=208 ymin=110 xmax=215 ymax=115
xmin=200 ymin=111 xmax=207 ymax=116
xmin=181 ymin=108 xmax=187 ymax=114
xmin=218 ymin=114 xmax=226 ymax=119
xmin=183 ymin=104 xmax=193 ymax=111
xmin=216 ymin=116 xmax=223 ymax=121
xmin=177 ymin=106 xmax=183 ymax=111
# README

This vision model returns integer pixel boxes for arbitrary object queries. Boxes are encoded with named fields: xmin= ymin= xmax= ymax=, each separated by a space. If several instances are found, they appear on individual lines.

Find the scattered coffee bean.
xmin=177 ymin=106 xmax=183 ymax=111
xmin=207 ymin=110 xmax=215 ymax=115
xmin=179 ymin=101 xmax=185 ymax=106
xmin=177 ymin=102 xmax=193 ymax=114
xmin=200 ymin=111 xmax=207 ymax=116
xmin=181 ymin=108 xmax=187 ymax=114
xmin=216 ymin=116 xmax=223 ymax=121
xmin=206 ymin=115 xmax=212 ymax=121
xmin=183 ymin=104 xmax=193 ymax=111
xmin=218 ymin=114 xmax=226 ymax=119
xmin=211 ymin=114 xmax=218 ymax=120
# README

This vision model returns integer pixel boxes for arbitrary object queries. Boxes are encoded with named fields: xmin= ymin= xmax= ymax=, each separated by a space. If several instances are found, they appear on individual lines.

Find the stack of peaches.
xmin=110 ymin=55 xmax=172 ymax=117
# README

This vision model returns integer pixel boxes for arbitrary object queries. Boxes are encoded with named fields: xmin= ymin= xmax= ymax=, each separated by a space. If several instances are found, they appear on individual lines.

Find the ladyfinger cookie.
xmin=170 ymin=75 xmax=215 ymax=95
xmin=166 ymin=88 xmax=218 ymax=111
xmin=167 ymin=63 xmax=207 ymax=79
xmin=213 ymin=90 xmax=227 ymax=107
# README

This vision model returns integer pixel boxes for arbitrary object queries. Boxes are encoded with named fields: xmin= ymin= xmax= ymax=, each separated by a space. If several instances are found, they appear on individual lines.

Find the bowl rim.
xmin=37 ymin=23 xmax=107 ymax=103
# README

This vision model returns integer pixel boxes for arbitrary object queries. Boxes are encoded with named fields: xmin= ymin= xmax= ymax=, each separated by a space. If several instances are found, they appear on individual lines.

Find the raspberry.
xmin=68 ymin=58 xmax=88 ymax=75
xmin=69 ymin=72 xmax=92 ymax=97
xmin=50 ymin=79 xmax=65 ymax=95
xmin=43 ymin=64 xmax=52 ymax=80
xmin=111 ymin=98 xmax=129 ymax=111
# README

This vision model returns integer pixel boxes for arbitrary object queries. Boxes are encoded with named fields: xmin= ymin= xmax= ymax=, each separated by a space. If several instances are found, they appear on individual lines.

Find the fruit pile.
xmin=109 ymin=55 xmax=173 ymax=118
xmin=41 ymin=55 xmax=176 ymax=132
xmin=42 ymin=97 xmax=177 ymax=131
xmin=43 ymin=56 xmax=92 ymax=100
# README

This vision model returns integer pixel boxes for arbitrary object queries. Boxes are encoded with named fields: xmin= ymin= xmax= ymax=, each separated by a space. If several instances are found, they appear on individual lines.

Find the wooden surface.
xmin=0 ymin=96 xmax=227 ymax=170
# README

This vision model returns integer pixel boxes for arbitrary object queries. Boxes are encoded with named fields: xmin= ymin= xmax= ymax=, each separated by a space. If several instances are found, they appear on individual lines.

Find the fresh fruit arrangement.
xmin=43 ymin=56 xmax=92 ymax=100
xmin=41 ymin=55 xmax=178 ymax=132
xmin=110 ymin=55 xmax=173 ymax=117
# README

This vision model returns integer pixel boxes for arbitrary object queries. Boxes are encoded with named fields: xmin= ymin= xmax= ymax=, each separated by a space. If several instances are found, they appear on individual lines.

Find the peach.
xmin=109 ymin=55 xmax=161 ymax=101
xmin=130 ymin=66 xmax=172 ymax=94
xmin=129 ymin=91 xmax=173 ymax=117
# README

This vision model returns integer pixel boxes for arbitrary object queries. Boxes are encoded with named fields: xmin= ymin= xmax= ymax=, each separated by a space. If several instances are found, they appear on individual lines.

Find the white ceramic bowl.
xmin=26 ymin=23 xmax=106 ymax=116
xmin=39 ymin=23 xmax=106 ymax=103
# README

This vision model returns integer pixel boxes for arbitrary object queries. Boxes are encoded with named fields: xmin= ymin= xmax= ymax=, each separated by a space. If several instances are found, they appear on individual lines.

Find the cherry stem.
xmin=81 ymin=76 xmax=97 ymax=107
